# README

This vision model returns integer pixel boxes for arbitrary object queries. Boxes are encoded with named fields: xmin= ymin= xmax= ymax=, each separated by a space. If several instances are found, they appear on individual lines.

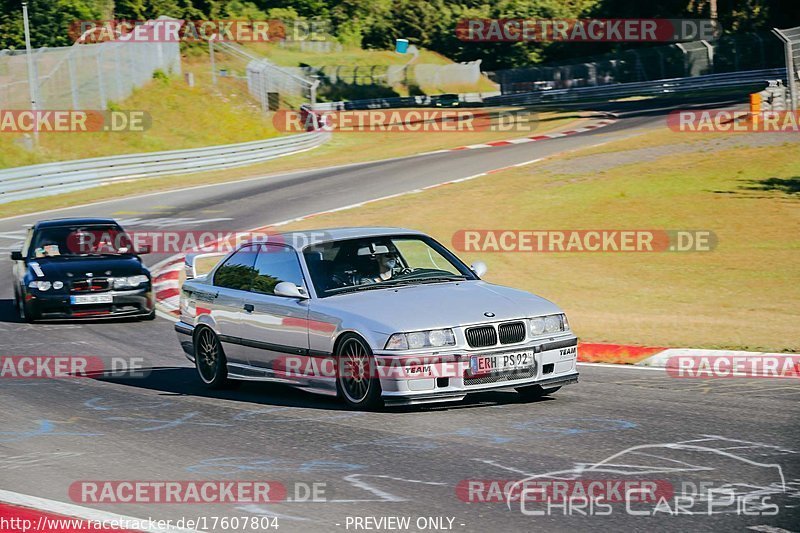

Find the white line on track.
xmin=0 ymin=488 xmax=200 ymax=533
xmin=576 ymin=362 xmax=666 ymax=371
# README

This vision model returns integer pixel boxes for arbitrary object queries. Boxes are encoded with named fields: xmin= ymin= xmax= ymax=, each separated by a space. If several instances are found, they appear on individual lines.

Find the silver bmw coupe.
xmin=175 ymin=227 xmax=578 ymax=409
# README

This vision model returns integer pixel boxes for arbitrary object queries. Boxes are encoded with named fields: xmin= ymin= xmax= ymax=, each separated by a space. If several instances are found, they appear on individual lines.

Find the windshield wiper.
xmin=325 ymin=283 xmax=392 ymax=295
xmin=383 ymin=275 xmax=466 ymax=286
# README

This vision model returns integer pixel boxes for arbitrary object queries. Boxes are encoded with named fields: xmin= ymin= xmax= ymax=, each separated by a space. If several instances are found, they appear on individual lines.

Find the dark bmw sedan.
xmin=10 ymin=218 xmax=155 ymax=322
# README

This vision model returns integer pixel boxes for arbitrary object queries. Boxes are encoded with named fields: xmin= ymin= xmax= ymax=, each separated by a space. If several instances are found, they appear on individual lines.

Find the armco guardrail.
xmin=0 ymin=130 xmax=331 ymax=204
xmin=311 ymin=91 xmax=502 ymax=111
xmin=484 ymin=68 xmax=787 ymax=107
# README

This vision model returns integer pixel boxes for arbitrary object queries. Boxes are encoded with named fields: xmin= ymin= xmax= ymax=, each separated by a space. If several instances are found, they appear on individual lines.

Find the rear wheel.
xmin=194 ymin=327 xmax=231 ymax=389
xmin=515 ymin=385 xmax=561 ymax=399
xmin=336 ymin=334 xmax=383 ymax=410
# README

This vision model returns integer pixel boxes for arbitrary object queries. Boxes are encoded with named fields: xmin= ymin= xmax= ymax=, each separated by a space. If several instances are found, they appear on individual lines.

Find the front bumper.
xmin=26 ymin=287 xmax=154 ymax=319
xmin=376 ymin=336 xmax=579 ymax=405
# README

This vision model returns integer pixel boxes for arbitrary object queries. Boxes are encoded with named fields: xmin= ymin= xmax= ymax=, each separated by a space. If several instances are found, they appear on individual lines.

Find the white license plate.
xmin=70 ymin=294 xmax=113 ymax=305
xmin=470 ymin=350 xmax=534 ymax=375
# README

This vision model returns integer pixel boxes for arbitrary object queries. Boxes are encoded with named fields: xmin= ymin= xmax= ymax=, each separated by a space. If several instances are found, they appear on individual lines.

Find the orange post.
xmin=749 ymin=92 xmax=762 ymax=128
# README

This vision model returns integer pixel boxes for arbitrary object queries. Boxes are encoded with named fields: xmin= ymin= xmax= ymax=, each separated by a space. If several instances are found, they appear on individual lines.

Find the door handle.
xmin=243 ymin=303 xmax=255 ymax=313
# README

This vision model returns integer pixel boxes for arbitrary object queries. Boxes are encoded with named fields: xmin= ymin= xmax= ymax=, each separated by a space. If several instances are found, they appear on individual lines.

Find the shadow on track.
xmin=97 ymin=366 xmax=557 ymax=413
xmin=0 ymin=298 xmax=19 ymax=323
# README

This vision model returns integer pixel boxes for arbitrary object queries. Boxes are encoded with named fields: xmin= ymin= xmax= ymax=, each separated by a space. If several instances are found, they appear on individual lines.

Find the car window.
xmin=251 ymin=245 xmax=305 ymax=295
xmin=303 ymin=235 xmax=474 ymax=297
xmin=29 ymin=224 xmax=132 ymax=258
xmin=393 ymin=239 xmax=462 ymax=275
xmin=213 ymin=245 xmax=258 ymax=290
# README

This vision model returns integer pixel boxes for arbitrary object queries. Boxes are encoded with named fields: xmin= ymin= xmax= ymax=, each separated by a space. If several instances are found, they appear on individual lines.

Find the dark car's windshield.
xmin=29 ymin=224 xmax=134 ymax=259
xmin=303 ymin=235 xmax=475 ymax=297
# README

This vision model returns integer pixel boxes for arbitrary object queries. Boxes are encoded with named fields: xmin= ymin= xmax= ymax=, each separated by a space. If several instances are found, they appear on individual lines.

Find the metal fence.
xmin=490 ymin=34 xmax=783 ymax=94
xmin=772 ymin=26 xmax=800 ymax=110
xmin=0 ymin=19 xmax=181 ymax=111
xmin=209 ymin=40 xmax=319 ymax=110
xmin=484 ymin=68 xmax=787 ymax=108
xmin=0 ymin=130 xmax=331 ymax=204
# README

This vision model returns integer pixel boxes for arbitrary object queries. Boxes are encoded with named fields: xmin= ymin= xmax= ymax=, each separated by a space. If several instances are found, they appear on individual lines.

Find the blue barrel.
xmin=395 ymin=38 xmax=409 ymax=54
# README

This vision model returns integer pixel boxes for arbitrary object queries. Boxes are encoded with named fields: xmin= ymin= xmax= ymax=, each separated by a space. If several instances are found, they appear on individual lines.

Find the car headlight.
xmin=111 ymin=275 xmax=149 ymax=289
xmin=28 ymin=281 xmax=51 ymax=291
xmin=385 ymin=329 xmax=456 ymax=350
xmin=530 ymin=314 xmax=569 ymax=336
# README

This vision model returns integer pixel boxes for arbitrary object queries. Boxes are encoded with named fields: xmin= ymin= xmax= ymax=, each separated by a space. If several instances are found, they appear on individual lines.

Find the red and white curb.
xmin=578 ymin=343 xmax=799 ymax=375
xmin=151 ymin=256 xmax=185 ymax=318
xmin=421 ymin=117 xmax=617 ymax=153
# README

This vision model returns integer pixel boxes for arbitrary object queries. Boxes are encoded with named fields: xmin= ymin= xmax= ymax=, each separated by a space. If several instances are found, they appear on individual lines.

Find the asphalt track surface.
xmin=0 ymin=101 xmax=798 ymax=532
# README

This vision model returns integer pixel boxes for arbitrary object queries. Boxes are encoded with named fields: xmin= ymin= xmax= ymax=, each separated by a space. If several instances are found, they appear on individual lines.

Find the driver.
xmin=360 ymin=249 xmax=401 ymax=284
xmin=374 ymin=251 xmax=398 ymax=282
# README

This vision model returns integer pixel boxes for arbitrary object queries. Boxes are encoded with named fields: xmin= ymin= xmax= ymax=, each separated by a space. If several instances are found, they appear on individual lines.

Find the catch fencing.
xmin=209 ymin=40 xmax=319 ymax=110
xmin=0 ymin=18 xmax=181 ymax=111
xmin=484 ymin=68 xmax=787 ymax=108
xmin=772 ymin=26 xmax=800 ymax=109
xmin=490 ymin=34 xmax=783 ymax=94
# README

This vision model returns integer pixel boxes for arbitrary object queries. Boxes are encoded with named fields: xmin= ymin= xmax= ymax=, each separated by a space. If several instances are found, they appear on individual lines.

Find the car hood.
xmin=28 ymin=256 xmax=146 ymax=279
xmin=312 ymin=280 xmax=562 ymax=333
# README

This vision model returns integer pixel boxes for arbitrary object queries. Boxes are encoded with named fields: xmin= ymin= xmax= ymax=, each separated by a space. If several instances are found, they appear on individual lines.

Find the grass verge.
xmin=276 ymin=130 xmax=800 ymax=353
xmin=0 ymin=71 xmax=279 ymax=169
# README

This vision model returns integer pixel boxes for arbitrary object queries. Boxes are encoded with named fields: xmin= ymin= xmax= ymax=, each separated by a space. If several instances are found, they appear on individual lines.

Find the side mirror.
xmin=135 ymin=244 xmax=151 ymax=255
xmin=470 ymin=261 xmax=487 ymax=277
xmin=10 ymin=251 xmax=23 ymax=261
xmin=274 ymin=281 xmax=309 ymax=299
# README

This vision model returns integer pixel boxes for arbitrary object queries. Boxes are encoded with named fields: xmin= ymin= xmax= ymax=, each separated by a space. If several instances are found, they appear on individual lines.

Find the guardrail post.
xmin=209 ymin=36 xmax=217 ymax=85
xmin=700 ymin=40 xmax=715 ymax=73
xmin=67 ymin=53 xmax=79 ymax=109
xmin=96 ymin=47 xmax=107 ymax=110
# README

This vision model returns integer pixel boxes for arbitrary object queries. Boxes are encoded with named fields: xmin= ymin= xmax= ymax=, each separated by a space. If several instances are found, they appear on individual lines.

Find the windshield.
xmin=30 ymin=225 xmax=134 ymax=258
xmin=303 ymin=235 xmax=475 ymax=297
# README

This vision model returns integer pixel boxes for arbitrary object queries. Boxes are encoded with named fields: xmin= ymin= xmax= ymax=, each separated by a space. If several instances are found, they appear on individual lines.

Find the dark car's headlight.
xmin=385 ymin=329 xmax=456 ymax=350
xmin=529 ymin=314 xmax=569 ymax=336
xmin=29 ymin=281 xmax=52 ymax=291
xmin=110 ymin=275 xmax=149 ymax=289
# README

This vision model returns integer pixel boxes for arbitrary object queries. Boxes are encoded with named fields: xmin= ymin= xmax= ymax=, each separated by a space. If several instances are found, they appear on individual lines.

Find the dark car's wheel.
xmin=16 ymin=291 xmax=35 ymax=323
xmin=194 ymin=327 xmax=231 ymax=389
xmin=336 ymin=334 xmax=383 ymax=410
xmin=515 ymin=385 xmax=561 ymax=399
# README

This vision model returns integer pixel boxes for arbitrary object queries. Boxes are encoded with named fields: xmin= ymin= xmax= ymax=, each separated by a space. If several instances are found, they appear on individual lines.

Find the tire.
xmin=194 ymin=327 xmax=232 ymax=389
xmin=515 ymin=385 xmax=561 ymax=399
xmin=16 ymin=291 xmax=35 ymax=323
xmin=335 ymin=333 xmax=383 ymax=410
